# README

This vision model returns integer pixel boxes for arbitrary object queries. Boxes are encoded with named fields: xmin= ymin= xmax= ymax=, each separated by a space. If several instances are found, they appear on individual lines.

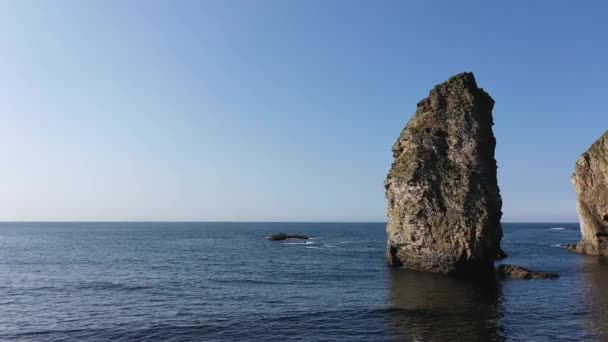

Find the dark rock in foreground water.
xmin=385 ymin=72 xmax=503 ymax=276
xmin=497 ymin=264 xmax=559 ymax=280
xmin=570 ymin=130 xmax=608 ymax=255
xmin=269 ymin=233 xmax=309 ymax=241
xmin=495 ymin=247 xmax=508 ymax=260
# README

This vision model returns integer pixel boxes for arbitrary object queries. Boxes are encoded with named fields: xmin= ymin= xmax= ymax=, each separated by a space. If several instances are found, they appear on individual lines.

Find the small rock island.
xmin=497 ymin=264 xmax=559 ymax=280
xmin=385 ymin=72 xmax=503 ymax=276
xmin=569 ymin=130 xmax=608 ymax=255
xmin=269 ymin=233 xmax=309 ymax=241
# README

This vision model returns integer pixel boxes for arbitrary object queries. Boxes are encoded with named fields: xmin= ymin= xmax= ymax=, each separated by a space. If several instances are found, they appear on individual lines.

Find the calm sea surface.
xmin=0 ymin=222 xmax=605 ymax=341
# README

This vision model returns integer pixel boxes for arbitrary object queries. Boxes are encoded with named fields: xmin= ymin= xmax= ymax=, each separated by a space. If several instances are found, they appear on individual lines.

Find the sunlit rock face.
xmin=385 ymin=72 xmax=503 ymax=276
xmin=570 ymin=130 xmax=608 ymax=255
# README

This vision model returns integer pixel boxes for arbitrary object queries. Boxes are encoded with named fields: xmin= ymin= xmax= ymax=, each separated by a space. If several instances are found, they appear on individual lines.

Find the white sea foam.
xmin=550 ymin=244 xmax=562 ymax=248
xmin=283 ymin=240 xmax=318 ymax=245
xmin=548 ymin=227 xmax=566 ymax=230
xmin=305 ymin=246 xmax=319 ymax=249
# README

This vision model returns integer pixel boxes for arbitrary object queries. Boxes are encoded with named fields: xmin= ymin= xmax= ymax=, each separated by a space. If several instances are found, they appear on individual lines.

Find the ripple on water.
xmin=0 ymin=222 xmax=603 ymax=341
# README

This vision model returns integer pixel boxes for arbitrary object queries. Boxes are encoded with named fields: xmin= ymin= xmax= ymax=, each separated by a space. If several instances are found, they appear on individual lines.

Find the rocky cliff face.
xmin=385 ymin=72 xmax=503 ymax=276
xmin=570 ymin=130 xmax=608 ymax=255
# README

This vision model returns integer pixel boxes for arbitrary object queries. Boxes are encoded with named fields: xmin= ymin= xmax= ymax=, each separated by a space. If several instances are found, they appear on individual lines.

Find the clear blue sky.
xmin=0 ymin=1 xmax=606 ymax=222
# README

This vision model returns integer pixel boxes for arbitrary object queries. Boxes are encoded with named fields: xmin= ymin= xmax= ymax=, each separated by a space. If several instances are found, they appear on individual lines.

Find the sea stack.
xmin=569 ymin=130 xmax=608 ymax=255
xmin=385 ymin=72 xmax=503 ymax=276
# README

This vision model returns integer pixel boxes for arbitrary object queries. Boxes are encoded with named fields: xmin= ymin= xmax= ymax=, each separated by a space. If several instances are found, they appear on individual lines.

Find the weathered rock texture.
xmin=570 ymin=130 xmax=608 ymax=255
xmin=385 ymin=72 xmax=503 ymax=276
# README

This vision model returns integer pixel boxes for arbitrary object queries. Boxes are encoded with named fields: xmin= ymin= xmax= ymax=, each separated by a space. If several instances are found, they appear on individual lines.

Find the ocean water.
xmin=0 ymin=222 xmax=605 ymax=341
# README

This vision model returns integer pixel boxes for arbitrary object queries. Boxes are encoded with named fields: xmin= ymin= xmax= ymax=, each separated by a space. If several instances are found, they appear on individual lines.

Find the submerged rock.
xmin=497 ymin=264 xmax=559 ymax=280
xmin=570 ymin=130 xmax=608 ymax=255
xmin=565 ymin=243 xmax=583 ymax=253
xmin=269 ymin=233 xmax=309 ymax=241
xmin=495 ymin=247 xmax=508 ymax=260
xmin=385 ymin=72 xmax=503 ymax=276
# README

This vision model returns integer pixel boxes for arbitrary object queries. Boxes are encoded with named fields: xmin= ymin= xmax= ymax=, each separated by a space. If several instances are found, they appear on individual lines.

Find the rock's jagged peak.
xmin=573 ymin=130 xmax=608 ymax=178
xmin=420 ymin=71 xmax=476 ymax=93
xmin=392 ymin=72 xmax=496 ymax=162
xmin=439 ymin=71 xmax=478 ymax=89
xmin=583 ymin=130 xmax=608 ymax=158
xmin=414 ymin=72 xmax=494 ymax=114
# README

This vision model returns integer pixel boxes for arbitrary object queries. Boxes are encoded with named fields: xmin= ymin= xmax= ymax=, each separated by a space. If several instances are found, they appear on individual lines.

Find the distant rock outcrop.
xmin=385 ymin=72 xmax=503 ymax=276
xmin=497 ymin=264 xmax=559 ymax=279
xmin=269 ymin=233 xmax=309 ymax=241
xmin=570 ymin=130 xmax=608 ymax=255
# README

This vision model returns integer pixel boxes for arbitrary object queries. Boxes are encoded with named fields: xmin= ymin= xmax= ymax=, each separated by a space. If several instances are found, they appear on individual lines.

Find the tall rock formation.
xmin=385 ymin=72 xmax=503 ymax=276
xmin=570 ymin=130 xmax=608 ymax=255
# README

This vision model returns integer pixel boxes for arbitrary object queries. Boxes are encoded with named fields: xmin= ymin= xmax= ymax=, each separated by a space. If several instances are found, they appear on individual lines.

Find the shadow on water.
xmin=580 ymin=256 xmax=608 ymax=340
xmin=387 ymin=268 xmax=505 ymax=341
